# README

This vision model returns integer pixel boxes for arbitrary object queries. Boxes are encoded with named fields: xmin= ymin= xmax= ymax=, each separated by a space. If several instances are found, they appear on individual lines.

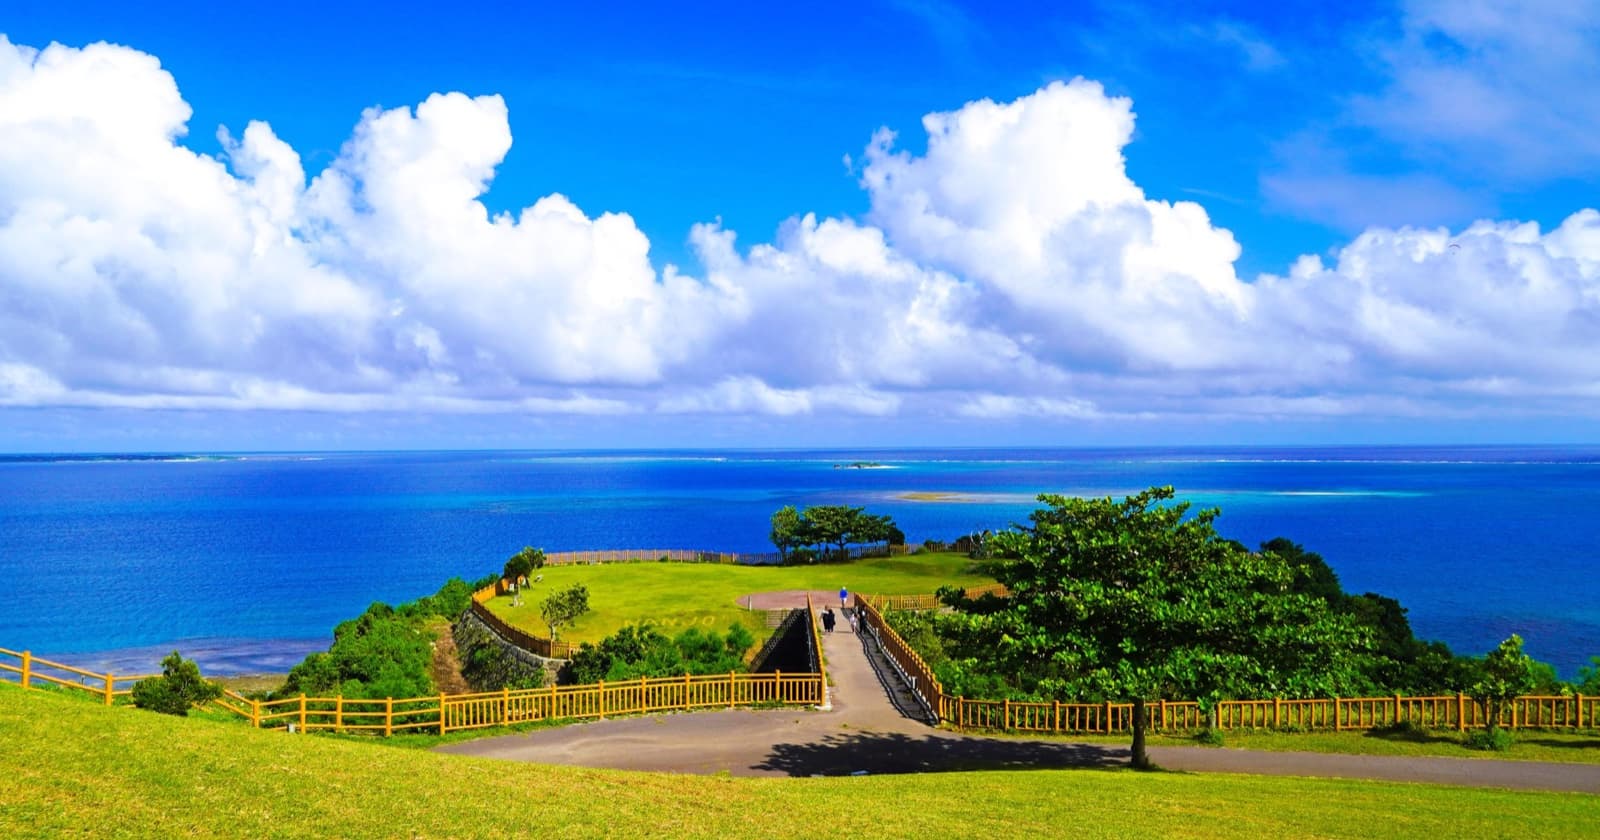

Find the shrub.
xmin=504 ymin=546 xmax=545 ymax=583
xmin=562 ymin=623 xmax=757 ymax=685
xmin=131 ymin=651 xmax=222 ymax=716
xmin=1370 ymin=720 xmax=1430 ymax=740
xmin=1195 ymin=728 xmax=1225 ymax=746
xmin=1464 ymin=728 xmax=1513 ymax=751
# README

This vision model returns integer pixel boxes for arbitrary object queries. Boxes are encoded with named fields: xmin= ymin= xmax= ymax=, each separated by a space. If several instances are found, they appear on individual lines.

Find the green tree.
xmin=504 ymin=546 xmax=545 ymax=582
xmin=1469 ymin=634 xmax=1538 ymax=742
xmin=942 ymin=487 xmax=1370 ymax=770
xmin=1578 ymin=656 xmax=1600 ymax=694
xmin=541 ymin=583 xmax=591 ymax=642
xmin=131 ymin=651 xmax=223 ymax=716
xmin=769 ymin=506 xmax=804 ymax=562
xmin=801 ymin=505 xmax=865 ymax=561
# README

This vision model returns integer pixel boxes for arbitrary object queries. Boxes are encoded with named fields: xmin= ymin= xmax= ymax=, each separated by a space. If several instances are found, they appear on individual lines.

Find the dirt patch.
xmin=431 ymin=627 xmax=471 ymax=696
xmin=736 ymin=590 xmax=836 ymax=611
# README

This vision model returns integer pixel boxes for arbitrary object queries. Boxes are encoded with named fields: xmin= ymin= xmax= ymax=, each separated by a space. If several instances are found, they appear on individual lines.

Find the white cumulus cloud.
xmin=2 ymin=35 xmax=1600 ymax=429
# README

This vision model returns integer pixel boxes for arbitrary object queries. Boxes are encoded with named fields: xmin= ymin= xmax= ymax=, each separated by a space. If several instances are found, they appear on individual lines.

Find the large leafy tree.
xmin=942 ymin=487 xmax=1370 ymax=770
xmin=802 ymin=504 xmax=865 ymax=561
xmin=769 ymin=505 xmax=804 ymax=562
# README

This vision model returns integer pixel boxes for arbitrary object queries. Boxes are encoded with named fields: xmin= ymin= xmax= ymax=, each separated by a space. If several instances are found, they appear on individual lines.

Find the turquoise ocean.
xmin=1 ymin=447 xmax=1596 ymax=677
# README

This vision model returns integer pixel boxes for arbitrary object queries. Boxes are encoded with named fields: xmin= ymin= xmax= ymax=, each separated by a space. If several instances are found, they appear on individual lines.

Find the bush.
xmin=562 ymin=623 xmax=757 ymax=685
xmin=276 ymin=601 xmax=435 ymax=701
xmin=1464 ymin=728 xmax=1514 ymax=751
xmin=1195 ymin=728 xmax=1226 ymax=746
xmin=504 ymin=546 xmax=545 ymax=583
xmin=131 ymin=651 xmax=222 ymax=716
xmin=1370 ymin=720 xmax=1430 ymax=740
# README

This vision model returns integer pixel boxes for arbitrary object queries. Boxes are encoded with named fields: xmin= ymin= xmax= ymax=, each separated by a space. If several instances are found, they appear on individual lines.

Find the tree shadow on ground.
xmin=752 ymin=730 xmax=1128 ymax=777
xmin=1514 ymin=736 xmax=1600 ymax=750
xmin=1361 ymin=727 xmax=1463 ymax=746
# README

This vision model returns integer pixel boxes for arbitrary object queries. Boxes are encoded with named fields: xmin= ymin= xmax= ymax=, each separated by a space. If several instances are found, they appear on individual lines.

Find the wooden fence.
xmin=4 ymin=644 xmax=824 ymax=736
xmin=469 ymin=583 xmax=573 ymax=659
xmin=0 ymin=647 xmax=155 ymax=705
xmin=859 ymin=583 xmax=1009 ymax=612
xmin=855 ymin=594 xmax=941 ymax=721
xmin=807 ymin=594 xmax=828 ymax=702
xmin=540 ymin=549 xmax=776 ymax=566
xmin=208 ymin=670 xmax=826 ymax=735
xmin=854 ymin=595 xmax=1600 ymax=735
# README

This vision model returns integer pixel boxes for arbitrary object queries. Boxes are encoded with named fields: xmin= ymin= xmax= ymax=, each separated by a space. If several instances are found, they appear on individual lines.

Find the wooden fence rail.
xmin=468 ymin=585 xmax=574 ymax=659
xmin=539 ymin=549 xmax=778 ymax=566
xmin=855 ymin=596 xmax=1600 ymax=736
xmin=2 ymin=645 xmax=824 ymax=736
xmin=0 ymin=648 xmax=155 ymax=705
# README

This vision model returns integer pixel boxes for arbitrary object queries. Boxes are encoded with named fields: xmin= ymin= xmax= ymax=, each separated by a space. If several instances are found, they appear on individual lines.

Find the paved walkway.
xmin=438 ymin=597 xmax=1600 ymax=793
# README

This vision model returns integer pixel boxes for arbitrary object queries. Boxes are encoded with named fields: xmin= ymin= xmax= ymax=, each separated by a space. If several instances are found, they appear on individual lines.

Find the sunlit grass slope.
xmin=486 ymin=551 xmax=990 ymax=644
xmin=4 ymin=684 xmax=1597 ymax=839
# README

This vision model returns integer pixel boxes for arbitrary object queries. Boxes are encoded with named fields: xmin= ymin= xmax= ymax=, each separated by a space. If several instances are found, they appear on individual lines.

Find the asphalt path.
xmin=438 ymin=595 xmax=1600 ymax=793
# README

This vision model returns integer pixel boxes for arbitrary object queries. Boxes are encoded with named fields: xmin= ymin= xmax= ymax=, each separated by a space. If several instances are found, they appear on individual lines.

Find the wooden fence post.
xmin=1003 ymin=698 xmax=1010 ymax=731
xmin=1457 ymin=692 xmax=1467 ymax=731
xmin=775 ymin=670 xmax=781 ymax=704
xmin=728 ymin=671 xmax=736 ymax=709
xmin=1394 ymin=693 xmax=1402 ymax=725
xmin=253 ymin=698 xmax=261 ymax=728
xmin=1104 ymin=700 xmax=1112 ymax=733
xmin=104 ymin=673 xmax=114 ymax=706
xmin=385 ymin=697 xmax=393 ymax=737
xmin=1159 ymin=699 xmax=1167 ymax=732
xmin=299 ymin=694 xmax=307 ymax=733
xmin=1054 ymin=699 xmax=1061 ymax=733
xmin=1334 ymin=697 xmax=1342 ymax=732
xmin=335 ymin=697 xmax=344 ymax=733
xmin=684 ymin=673 xmax=691 ymax=711
xmin=598 ymin=680 xmax=606 ymax=719
xmin=20 ymin=651 xmax=29 ymax=689
xmin=502 ymin=687 xmax=510 ymax=726
xmin=439 ymin=693 xmax=447 ymax=734
xmin=1578 ymin=693 xmax=1585 ymax=729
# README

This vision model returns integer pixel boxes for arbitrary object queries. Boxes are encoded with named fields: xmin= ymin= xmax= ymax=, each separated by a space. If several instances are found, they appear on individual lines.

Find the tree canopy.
xmin=768 ymin=504 xmax=901 ymax=562
xmin=939 ymin=486 xmax=1371 ymax=769
xmin=541 ymin=583 xmax=591 ymax=642
xmin=769 ymin=506 xmax=804 ymax=562
xmin=504 ymin=546 xmax=545 ymax=582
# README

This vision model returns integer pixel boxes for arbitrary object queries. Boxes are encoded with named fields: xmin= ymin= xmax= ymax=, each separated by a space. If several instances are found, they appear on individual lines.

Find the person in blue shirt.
xmin=839 ymin=586 xmax=849 ymax=608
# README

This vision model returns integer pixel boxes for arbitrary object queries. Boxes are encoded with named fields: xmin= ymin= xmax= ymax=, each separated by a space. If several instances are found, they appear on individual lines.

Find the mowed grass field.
xmin=4 ymin=685 xmax=1597 ymax=839
xmin=484 ymin=551 xmax=991 ymax=645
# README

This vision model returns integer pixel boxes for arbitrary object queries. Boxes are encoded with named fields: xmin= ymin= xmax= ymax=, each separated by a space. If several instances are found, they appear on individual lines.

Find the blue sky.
xmin=2 ymin=0 xmax=1599 ymax=450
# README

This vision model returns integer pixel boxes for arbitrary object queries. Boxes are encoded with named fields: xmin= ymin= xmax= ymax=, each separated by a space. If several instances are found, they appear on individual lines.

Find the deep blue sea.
xmin=2 ymin=447 xmax=1597 ymax=678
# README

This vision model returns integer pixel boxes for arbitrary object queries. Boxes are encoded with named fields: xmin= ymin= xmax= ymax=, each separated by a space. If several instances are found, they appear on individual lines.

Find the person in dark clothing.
xmin=822 ymin=607 xmax=836 ymax=633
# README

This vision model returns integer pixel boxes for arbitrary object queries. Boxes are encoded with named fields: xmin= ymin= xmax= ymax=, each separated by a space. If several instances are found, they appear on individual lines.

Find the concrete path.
xmin=438 ymin=599 xmax=1600 ymax=793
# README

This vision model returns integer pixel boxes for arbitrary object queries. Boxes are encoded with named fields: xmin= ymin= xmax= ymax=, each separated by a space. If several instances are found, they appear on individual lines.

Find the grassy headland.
xmin=483 ymin=551 xmax=991 ymax=645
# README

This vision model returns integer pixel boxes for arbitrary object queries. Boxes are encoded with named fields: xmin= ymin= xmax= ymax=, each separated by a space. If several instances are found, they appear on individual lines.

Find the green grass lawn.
xmin=485 ymin=551 xmax=990 ymax=646
xmin=1062 ymin=728 xmax=1600 ymax=765
xmin=4 ymin=683 xmax=1596 ymax=839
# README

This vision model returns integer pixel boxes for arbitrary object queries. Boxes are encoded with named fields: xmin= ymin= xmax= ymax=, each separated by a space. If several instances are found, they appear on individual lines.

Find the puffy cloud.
xmin=2 ymin=35 xmax=1600 ymax=430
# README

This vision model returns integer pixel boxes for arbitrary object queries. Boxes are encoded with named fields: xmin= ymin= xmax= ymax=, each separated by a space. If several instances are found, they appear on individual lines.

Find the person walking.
xmin=822 ymin=607 xmax=836 ymax=633
xmin=839 ymin=586 xmax=849 ymax=608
